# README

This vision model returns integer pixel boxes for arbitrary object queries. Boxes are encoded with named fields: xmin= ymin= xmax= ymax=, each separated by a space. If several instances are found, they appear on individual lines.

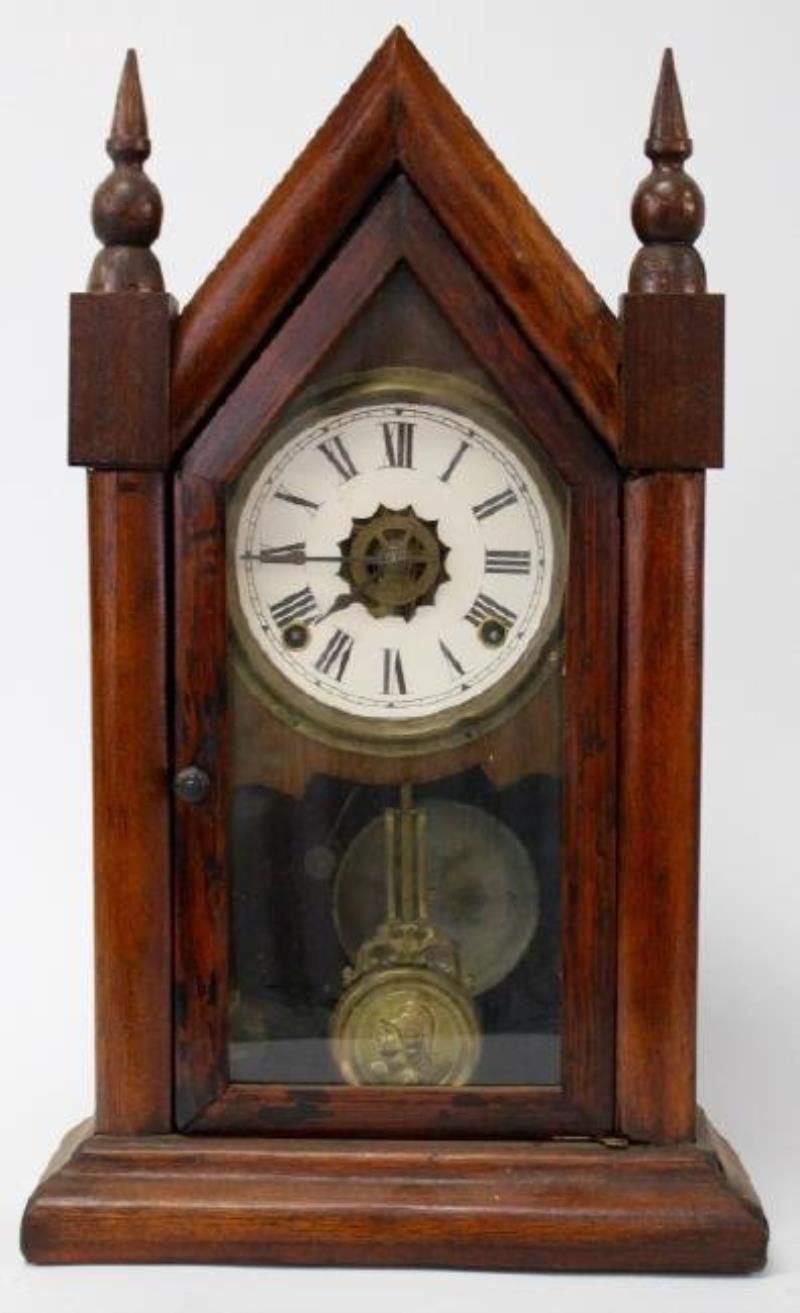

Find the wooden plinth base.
xmin=22 ymin=1111 xmax=767 ymax=1273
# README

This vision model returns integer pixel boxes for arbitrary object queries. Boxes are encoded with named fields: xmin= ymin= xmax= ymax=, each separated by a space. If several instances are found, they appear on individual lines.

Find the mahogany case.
xmin=21 ymin=33 xmax=767 ymax=1273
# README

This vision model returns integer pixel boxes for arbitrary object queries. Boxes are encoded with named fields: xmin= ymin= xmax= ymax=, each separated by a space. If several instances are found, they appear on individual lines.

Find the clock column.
xmin=68 ymin=51 xmax=173 ymax=1135
xmin=618 ymin=50 xmax=724 ymax=1143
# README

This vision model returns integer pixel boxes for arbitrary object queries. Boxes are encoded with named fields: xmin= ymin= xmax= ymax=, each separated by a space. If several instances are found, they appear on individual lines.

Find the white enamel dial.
xmin=231 ymin=390 xmax=564 ymax=746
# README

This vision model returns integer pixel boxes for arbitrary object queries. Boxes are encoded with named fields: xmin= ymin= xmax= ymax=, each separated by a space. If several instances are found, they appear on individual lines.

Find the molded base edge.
xmin=21 ymin=1111 xmax=767 ymax=1273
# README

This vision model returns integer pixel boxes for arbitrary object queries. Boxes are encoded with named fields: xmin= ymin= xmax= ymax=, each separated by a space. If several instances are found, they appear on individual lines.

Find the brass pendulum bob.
xmin=331 ymin=786 xmax=481 ymax=1086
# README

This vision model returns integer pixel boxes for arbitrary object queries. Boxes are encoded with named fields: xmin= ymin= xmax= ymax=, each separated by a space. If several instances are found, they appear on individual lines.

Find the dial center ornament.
xmin=230 ymin=378 xmax=566 ymax=752
xmin=340 ymin=504 xmax=449 ymax=619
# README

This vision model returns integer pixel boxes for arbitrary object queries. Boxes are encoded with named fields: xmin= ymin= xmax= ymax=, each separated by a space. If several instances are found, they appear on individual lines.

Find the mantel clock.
xmin=22 ymin=33 xmax=768 ymax=1272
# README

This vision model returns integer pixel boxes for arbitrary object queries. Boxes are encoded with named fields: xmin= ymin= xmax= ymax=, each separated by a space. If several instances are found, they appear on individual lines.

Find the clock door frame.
xmin=173 ymin=179 xmax=619 ymax=1136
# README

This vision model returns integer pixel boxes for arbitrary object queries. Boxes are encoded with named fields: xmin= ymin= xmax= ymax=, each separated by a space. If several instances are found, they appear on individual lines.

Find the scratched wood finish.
xmin=171 ymin=28 xmax=619 ymax=453
xmin=89 ymin=472 xmax=171 ymax=1133
xmin=617 ymin=473 xmax=704 ymax=1143
xmin=174 ymin=180 xmax=618 ymax=1132
xmin=190 ymin=1084 xmax=599 ymax=1138
xmin=22 ymin=1113 xmax=767 ymax=1271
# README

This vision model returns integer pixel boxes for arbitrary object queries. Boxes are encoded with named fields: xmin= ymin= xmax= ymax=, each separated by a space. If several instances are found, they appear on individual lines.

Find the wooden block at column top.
xmin=69 ymin=292 xmax=173 ymax=469
xmin=621 ymin=293 xmax=724 ymax=469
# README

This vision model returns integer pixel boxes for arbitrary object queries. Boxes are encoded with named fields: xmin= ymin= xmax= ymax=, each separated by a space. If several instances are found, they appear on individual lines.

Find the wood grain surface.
xmin=22 ymin=1113 xmax=767 ymax=1271
xmin=617 ymin=473 xmax=705 ymax=1142
xmin=89 ymin=472 xmax=171 ymax=1133
xmin=171 ymin=28 xmax=619 ymax=453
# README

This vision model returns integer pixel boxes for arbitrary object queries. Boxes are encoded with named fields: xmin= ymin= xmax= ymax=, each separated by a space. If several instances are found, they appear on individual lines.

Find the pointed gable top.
xmin=172 ymin=28 xmax=619 ymax=452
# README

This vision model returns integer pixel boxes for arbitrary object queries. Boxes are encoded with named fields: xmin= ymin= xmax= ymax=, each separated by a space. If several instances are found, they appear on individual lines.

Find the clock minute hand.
xmin=239 ymin=551 xmax=362 ymax=622
xmin=243 ymin=549 xmax=434 ymax=565
xmin=241 ymin=548 xmax=343 ymax=566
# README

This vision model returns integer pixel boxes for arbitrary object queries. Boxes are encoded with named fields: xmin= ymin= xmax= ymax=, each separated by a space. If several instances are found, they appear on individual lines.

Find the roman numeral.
xmin=315 ymin=628 xmax=354 ymax=681
xmin=438 ymin=639 xmax=465 ymax=677
xmin=253 ymin=542 xmax=305 ymax=564
xmin=465 ymin=593 xmax=517 ymax=628
xmin=472 ymin=487 xmax=518 ymax=520
xmin=440 ymin=438 xmax=469 ymax=483
xmin=382 ymin=648 xmax=407 ymax=695
xmin=275 ymin=488 xmax=320 ymax=514
xmin=484 ymin=548 xmax=532 ymax=575
xmin=318 ymin=434 xmax=358 ymax=482
xmin=269 ymin=585 xmax=319 ymax=628
xmin=382 ymin=420 xmax=414 ymax=468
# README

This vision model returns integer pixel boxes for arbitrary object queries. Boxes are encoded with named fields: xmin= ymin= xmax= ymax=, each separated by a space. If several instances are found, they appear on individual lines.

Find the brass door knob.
xmin=173 ymin=765 xmax=210 ymax=803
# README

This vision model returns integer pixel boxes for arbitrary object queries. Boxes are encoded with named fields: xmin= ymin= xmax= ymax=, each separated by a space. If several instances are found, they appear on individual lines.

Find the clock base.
xmin=21 ymin=1110 xmax=766 ymax=1273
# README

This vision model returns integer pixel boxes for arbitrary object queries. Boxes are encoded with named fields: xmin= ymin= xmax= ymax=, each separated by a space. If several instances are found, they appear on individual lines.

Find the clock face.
xmin=230 ymin=382 xmax=565 ymax=750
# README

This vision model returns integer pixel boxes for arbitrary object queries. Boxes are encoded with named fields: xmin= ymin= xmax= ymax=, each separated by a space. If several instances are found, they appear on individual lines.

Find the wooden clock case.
xmin=22 ymin=31 xmax=768 ymax=1273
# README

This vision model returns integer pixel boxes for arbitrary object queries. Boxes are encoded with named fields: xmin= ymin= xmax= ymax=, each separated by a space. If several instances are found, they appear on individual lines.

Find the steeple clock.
xmin=22 ymin=34 xmax=767 ymax=1273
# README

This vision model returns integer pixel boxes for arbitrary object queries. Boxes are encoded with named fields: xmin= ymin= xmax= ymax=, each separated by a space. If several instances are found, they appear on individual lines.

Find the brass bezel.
xmin=227 ymin=368 xmax=568 ymax=758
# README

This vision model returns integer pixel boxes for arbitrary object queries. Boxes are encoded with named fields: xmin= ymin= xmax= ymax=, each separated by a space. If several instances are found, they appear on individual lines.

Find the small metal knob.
xmin=173 ymin=765 xmax=210 ymax=803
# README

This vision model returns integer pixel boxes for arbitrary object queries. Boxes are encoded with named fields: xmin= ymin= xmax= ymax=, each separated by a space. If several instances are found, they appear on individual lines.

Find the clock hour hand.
xmin=313 ymin=591 xmax=359 ymax=625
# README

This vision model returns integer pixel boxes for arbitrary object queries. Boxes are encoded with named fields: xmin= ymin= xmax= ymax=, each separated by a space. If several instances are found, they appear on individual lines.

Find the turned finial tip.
xmin=628 ymin=48 xmax=706 ymax=293
xmin=108 ymin=49 xmax=151 ymax=163
xmin=646 ymin=48 xmax=692 ymax=161
xmin=88 ymin=48 xmax=164 ymax=293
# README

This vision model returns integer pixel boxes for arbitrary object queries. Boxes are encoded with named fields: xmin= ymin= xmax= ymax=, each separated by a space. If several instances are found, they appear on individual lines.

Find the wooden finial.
xmin=629 ymin=49 xmax=706 ymax=293
xmin=88 ymin=50 xmax=164 ymax=293
xmin=108 ymin=47 xmax=152 ymax=160
xmin=645 ymin=47 xmax=692 ymax=160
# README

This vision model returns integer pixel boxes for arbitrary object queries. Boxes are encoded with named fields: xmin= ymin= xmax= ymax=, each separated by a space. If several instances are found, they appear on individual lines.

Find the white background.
xmin=1 ymin=1 xmax=798 ymax=1309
